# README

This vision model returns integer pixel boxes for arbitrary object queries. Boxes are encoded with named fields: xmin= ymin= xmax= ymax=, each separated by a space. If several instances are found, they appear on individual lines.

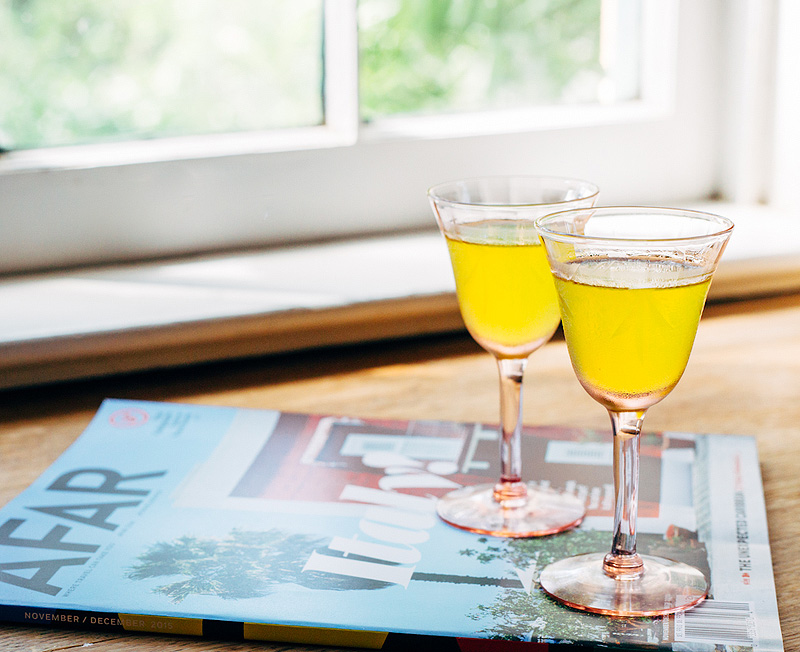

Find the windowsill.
xmin=2 ymin=201 xmax=799 ymax=390
xmin=0 ymin=231 xmax=462 ymax=390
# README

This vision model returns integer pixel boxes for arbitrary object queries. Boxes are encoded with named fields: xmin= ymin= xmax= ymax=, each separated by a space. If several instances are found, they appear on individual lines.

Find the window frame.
xmin=0 ymin=0 xmax=764 ymax=276
xmin=768 ymin=0 xmax=800 ymax=210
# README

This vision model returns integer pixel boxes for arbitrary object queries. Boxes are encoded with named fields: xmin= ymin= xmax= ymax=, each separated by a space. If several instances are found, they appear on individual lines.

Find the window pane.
xmin=0 ymin=0 xmax=324 ymax=150
xmin=358 ymin=0 xmax=641 ymax=122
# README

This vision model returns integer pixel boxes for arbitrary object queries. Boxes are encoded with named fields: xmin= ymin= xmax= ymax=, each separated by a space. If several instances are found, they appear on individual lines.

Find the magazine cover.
xmin=0 ymin=399 xmax=783 ymax=650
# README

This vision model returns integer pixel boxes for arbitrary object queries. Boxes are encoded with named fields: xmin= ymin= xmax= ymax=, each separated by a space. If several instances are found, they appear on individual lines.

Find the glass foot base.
xmin=436 ymin=482 xmax=585 ymax=538
xmin=539 ymin=552 xmax=708 ymax=617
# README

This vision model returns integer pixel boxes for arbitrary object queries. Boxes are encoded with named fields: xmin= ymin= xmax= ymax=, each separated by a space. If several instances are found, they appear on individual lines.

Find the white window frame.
xmin=768 ymin=0 xmax=800 ymax=210
xmin=0 ymin=0 xmax=787 ymax=276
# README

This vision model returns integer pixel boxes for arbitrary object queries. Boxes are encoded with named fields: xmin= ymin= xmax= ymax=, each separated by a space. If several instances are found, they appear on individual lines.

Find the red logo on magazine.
xmin=109 ymin=407 xmax=149 ymax=428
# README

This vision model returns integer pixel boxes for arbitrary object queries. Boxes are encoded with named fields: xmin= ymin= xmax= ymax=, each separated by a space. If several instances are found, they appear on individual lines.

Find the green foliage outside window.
xmin=0 ymin=0 xmax=323 ymax=149
xmin=0 ymin=0 xmax=607 ymax=151
xmin=358 ymin=0 xmax=604 ymax=121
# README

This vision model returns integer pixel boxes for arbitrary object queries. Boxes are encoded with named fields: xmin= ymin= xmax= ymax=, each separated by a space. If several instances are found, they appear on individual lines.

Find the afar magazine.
xmin=0 ymin=399 xmax=783 ymax=650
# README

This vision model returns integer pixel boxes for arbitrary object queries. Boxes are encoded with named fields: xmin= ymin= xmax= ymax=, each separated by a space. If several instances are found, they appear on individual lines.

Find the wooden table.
xmin=2 ymin=292 xmax=799 ymax=651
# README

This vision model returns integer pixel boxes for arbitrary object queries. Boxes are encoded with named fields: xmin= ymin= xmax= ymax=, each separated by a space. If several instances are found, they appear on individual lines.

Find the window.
xmin=0 ymin=1 xmax=790 ymax=277
xmin=2 ymin=0 xmax=799 ymax=389
xmin=4 ymin=0 xmax=637 ymax=151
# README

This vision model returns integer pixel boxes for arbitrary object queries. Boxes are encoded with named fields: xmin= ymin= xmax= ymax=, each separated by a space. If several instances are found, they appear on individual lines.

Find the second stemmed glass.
xmin=428 ymin=176 xmax=597 ymax=537
xmin=535 ymin=206 xmax=734 ymax=616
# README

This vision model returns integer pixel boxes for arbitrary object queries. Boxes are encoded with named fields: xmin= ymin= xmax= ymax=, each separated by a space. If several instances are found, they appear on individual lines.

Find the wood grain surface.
xmin=2 ymin=292 xmax=799 ymax=651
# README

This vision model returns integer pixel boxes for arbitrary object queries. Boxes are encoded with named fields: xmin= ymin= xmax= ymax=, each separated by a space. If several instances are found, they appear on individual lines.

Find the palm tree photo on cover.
xmin=126 ymin=528 xmax=522 ymax=603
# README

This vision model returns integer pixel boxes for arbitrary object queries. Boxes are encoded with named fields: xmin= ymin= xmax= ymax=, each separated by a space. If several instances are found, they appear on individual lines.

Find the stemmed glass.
xmin=428 ymin=176 xmax=598 ymax=537
xmin=535 ymin=206 xmax=734 ymax=616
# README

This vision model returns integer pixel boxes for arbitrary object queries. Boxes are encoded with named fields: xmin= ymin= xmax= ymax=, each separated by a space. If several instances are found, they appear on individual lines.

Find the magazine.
xmin=0 ymin=399 xmax=783 ymax=650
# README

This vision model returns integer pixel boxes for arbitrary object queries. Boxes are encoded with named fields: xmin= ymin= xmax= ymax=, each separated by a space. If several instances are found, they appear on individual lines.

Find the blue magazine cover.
xmin=0 ymin=399 xmax=783 ymax=650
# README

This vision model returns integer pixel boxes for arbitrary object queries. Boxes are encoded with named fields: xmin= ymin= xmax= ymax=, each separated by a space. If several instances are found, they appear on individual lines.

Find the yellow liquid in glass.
xmin=446 ymin=220 xmax=561 ymax=357
xmin=554 ymin=258 xmax=712 ymax=410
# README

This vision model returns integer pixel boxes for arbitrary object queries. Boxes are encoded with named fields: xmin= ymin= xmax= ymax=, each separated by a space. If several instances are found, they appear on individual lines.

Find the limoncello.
xmin=553 ymin=258 xmax=712 ymax=410
xmin=446 ymin=220 xmax=561 ymax=358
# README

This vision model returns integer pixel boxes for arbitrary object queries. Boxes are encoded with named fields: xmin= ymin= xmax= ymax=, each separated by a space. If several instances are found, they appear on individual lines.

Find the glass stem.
xmin=493 ymin=357 xmax=528 ymax=507
xmin=603 ymin=409 xmax=646 ymax=579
